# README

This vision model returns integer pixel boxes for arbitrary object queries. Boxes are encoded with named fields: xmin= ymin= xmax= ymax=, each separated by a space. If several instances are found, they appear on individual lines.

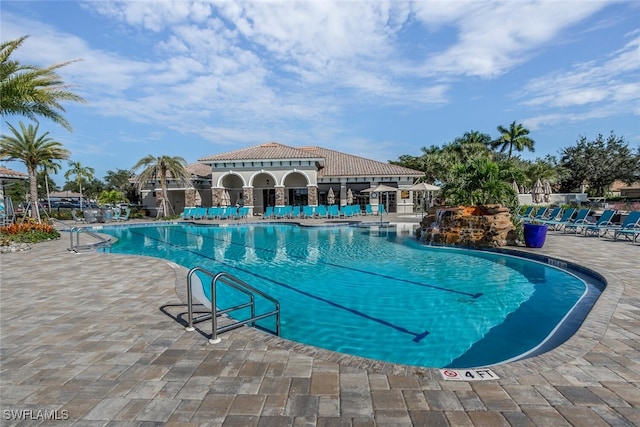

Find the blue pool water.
xmin=97 ymin=223 xmax=599 ymax=368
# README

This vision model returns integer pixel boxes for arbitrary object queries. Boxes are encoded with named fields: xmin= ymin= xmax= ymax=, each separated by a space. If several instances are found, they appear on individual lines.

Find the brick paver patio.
xmin=1 ymin=215 xmax=638 ymax=426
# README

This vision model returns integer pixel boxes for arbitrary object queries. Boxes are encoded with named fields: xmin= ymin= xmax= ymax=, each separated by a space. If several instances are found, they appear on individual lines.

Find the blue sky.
xmin=1 ymin=1 xmax=639 ymax=182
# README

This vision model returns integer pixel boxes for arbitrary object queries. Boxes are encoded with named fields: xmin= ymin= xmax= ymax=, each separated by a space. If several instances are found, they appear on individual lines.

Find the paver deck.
xmin=1 ymin=214 xmax=638 ymax=426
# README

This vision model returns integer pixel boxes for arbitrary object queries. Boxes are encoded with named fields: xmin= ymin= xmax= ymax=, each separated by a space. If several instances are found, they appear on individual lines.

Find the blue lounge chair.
xmin=365 ymin=204 xmax=374 ymax=215
xmin=562 ymin=208 xmax=592 ymax=234
xmin=302 ymin=205 xmax=314 ymax=218
xmin=605 ymin=211 xmax=640 ymax=240
xmin=578 ymin=209 xmax=618 ymax=236
xmin=540 ymin=208 xmax=575 ymax=231
xmin=315 ymin=205 xmax=328 ymax=218
xmin=516 ymin=206 xmax=534 ymax=220
xmin=328 ymin=205 xmax=340 ymax=218
xmin=290 ymin=206 xmax=301 ymax=219
xmin=263 ymin=206 xmax=273 ymax=219
xmin=116 ymin=207 xmax=131 ymax=222
xmin=522 ymin=207 xmax=548 ymax=223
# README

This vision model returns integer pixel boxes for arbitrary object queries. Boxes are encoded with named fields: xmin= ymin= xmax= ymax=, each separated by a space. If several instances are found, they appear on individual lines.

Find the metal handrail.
xmin=186 ymin=267 xmax=280 ymax=344
xmin=68 ymin=227 xmax=112 ymax=252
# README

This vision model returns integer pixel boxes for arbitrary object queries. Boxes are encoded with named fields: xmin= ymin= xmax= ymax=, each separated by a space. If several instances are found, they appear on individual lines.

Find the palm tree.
xmin=132 ymin=155 xmax=191 ymax=217
xmin=492 ymin=121 xmax=535 ymax=159
xmin=0 ymin=121 xmax=70 ymax=221
xmin=1 ymin=36 xmax=85 ymax=131
xmin=1 ymin=35 xmax=82 ymax=216
xmin=64 ymin=160 xmax=95 ymax=210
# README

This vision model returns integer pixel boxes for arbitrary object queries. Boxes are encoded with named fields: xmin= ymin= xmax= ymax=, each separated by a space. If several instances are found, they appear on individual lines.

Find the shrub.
xmin=0 ymin=220 xmax=60 ymax=244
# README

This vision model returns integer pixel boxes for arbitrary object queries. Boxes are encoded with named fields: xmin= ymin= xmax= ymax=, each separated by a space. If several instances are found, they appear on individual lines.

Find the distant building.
xmin=137 ymin=142 xmax=425 ymax=216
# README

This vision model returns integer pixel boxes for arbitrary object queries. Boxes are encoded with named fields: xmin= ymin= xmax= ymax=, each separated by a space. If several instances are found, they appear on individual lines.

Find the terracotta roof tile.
xmin=199 ymin=142 xmax=322 ymax=161
xmin=186 ymin=163 xmax=211 ymax=178
xmin=0 ymin=166 xmax=28 ymax=180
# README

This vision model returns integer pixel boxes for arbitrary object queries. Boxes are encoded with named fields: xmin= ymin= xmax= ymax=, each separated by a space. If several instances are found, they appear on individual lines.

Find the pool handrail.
xmin=185 ymin=267 xmax=281 ymax=344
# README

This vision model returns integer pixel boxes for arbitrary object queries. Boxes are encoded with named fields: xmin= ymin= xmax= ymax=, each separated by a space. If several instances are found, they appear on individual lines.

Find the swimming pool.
xmin=97 ymin=222 xmax=602 ymax=368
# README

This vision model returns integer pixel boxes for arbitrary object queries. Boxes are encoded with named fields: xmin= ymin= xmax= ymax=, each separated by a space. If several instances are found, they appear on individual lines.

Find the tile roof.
xmin=198 ymin=142 xmax=423 ymax=178
xmin=303 ymin=146 xmax=423 ymax=178
xmin=0 ymin=166 xmax=28 ymax=180
xmin=199 ymin=142 xmax=322 ymax=161
xmin=186 ymin=163 xmax=211 ymax=178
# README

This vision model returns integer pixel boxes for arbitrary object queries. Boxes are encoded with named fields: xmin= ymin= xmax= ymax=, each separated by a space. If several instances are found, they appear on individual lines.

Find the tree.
xmin=104 ymin=168 xmax=135 ymax=199
xmin=0 ymin=121 xmax=70 ymax=220
xmin=132 ymin=155 xmax=191 ymax=217
xmin=491 ymin=121 xmax=535 ymax=159
xmin=559 ymin=132 xmax=639 ymax=196
xmin=64 ymin=160 xmax=95 ymax=210
xmin=97 ymin=189 xmax=126 ymax=207
xmin=441 ymin=157 xmax=519 ymax=207
xmin=39 ymin=159 xmax=62 ymax=212
xmin=1 ymin=35 xmax=85 ymax=131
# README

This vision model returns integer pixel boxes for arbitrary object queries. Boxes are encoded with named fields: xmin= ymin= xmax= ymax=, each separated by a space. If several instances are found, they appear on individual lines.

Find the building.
xmin=138 ymin=142 xmax=425 ymax=216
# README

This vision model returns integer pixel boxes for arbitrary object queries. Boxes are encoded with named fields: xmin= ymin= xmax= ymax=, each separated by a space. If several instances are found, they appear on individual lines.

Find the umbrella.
xmin=531 ymin=179 xmax=544 ymax=204
xmin=511 ymin=181 xmax=520 ymax=194
xmin=406 ymin=182 xmax=440 ymax=192
xmin=221 ymin=190 xmax=231 ymax=207
xmin=543 ymin=181 xmax=552 ymax=203
xmin=361 ymin=184 xmax=398 ymax=217
xmin=346 ymin=188 xmax=353 ymax=205
xmin=327 ymin=188 xmax=335 ymax=205
xmin=194 ymin=190 xmax=202 ymax=207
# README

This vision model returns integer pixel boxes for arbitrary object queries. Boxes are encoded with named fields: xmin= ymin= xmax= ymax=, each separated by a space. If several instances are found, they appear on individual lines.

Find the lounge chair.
xmin=111 ymin=209 xmax=121 ymax=222
xmin=522 ymin=207 xmax=548 ymax=223
xmin=605 ymin=211 xmax=640 ymax=240
xmin=71 ymin=208 xmax=85 ymax=223
xmin=540 ymin=208 xmax=575 ymax=231
xmin=117 ymin=207 xmax=131 ymax=222
xmin=302 ymin=205 xmax=314 ymax=218
xmin=576 ymin=209 xmax=618 ymax=236
xmin=377 ymin=205 xmax=386 ymax=215
xmin=328 ymin=205 xmax=340 ymax=218
xmin=562 ymin=208 xmax=592 ymax=234
xmin=542 ymin=207 xmax=562 ymax=222
xmin=365 ymin=204 xmax=374 ymax=215
xmin=290 ymin=206 xmax=301 ymax=219
xmin=315 ymin=205 xmax=328 ymax=218
xmin=263 ymin=206 xmax=273 ymax=219
xmin=614 ymin=223 xmax=640 ymax=244
xmin=516 ymin=206 xmax=534 ymax=220
xmin=82 ymin=209 xmax=100 ymax=224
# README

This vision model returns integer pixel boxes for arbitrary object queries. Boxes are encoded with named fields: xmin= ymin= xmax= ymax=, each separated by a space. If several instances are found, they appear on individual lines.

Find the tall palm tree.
xmin=132 ymin=155 xmax=191 ymax=217
xmin=1 ymin=35 xmax=85 ymax=131
xmin=64 ymin=160 xmax=95 ymax=210
xmin=491 ymin=121 xmax=535 ymax=159
xmin=0 ymin=121 xmax=70 ymax=221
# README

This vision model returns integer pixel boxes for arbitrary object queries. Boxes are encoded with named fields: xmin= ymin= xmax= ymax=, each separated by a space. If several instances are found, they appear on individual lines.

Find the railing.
xmin=68 ymin=227 xmax=112 ymax=252
xmin=186 ymin=267 xmax=280 ymax=344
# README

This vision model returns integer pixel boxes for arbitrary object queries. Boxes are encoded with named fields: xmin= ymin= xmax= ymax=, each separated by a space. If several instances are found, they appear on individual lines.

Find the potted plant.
xmin=523 ymin=221 xmax=548 ymax=248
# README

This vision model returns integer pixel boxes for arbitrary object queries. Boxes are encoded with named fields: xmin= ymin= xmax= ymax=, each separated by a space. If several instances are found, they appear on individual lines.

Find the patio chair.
xmin=516 ymin=206 xmax=534 ymax=220
xmin=605 ymin=211 xmax=640 ymax=240
xmin=117 ymin=207 xmax=131 ymax=222
xmin=302 ymin=205 xmax=314 ymax=218
xmin=82 ymin=209 xmax=99 ymax=224
xmin=328 ymin=205 xmax=340 ymax=218
xmin=562 ymin=208 xmax=592 ymax=234
xmin=540 ymin=207 xmax=575 ymax=231
xmin=71 ymin=208 xmax=85 ymax=224
xmin=522 ymin=207 xmax=548 ymax=223
xmin=263 ymin=206 xmax=273 ymax=219
xmin=614 ymin=224 xmax=640 ymax=244
xmin=365 ymin=204 xmax=374 ymax=215
xmin=577 ymin=209 xmax=618 ymax=236
xmin=290 ymin=206 xmax=301 ymax=219
xmin=315 ymin=205 xmax=328 ymax=218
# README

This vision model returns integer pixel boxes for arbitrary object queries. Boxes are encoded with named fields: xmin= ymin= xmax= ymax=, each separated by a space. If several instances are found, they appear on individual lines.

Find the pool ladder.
xmin=185 ymin=267 xmax=281 ymax=344
xmin=68 ymin=227 xmax=112 ymax=252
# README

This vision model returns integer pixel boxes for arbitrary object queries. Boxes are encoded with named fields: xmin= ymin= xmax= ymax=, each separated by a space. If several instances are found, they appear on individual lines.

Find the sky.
xmin=1 ymin=0 xmax=639 ymax=183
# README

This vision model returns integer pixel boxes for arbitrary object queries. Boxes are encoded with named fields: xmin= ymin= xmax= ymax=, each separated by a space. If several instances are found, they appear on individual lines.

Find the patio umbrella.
xmin=221 ymin=190 xmax=231 ymax=207
xmin=407 ymin=182 xmax=440 ymax=211
xmin=361 ymin=184 xmax=398 ymax=217
xmin=194 ymin=190 xmax=202 ymax=207
xmin=511 ymin=181 xmax=520 ymax=194
xmin=531 ymin=179 xmax=544 ymax=204
xmin=327 ymin=187 xmax=335 ymax=205
xmin=346 ymin=188 xmax=353 ymax=205
xmin=543 ymin=181 xmax=552 ymax=203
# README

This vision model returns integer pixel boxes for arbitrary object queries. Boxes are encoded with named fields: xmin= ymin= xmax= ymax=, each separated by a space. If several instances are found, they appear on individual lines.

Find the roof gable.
xmin=199 ymin=142 xmax=322 ymax=162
